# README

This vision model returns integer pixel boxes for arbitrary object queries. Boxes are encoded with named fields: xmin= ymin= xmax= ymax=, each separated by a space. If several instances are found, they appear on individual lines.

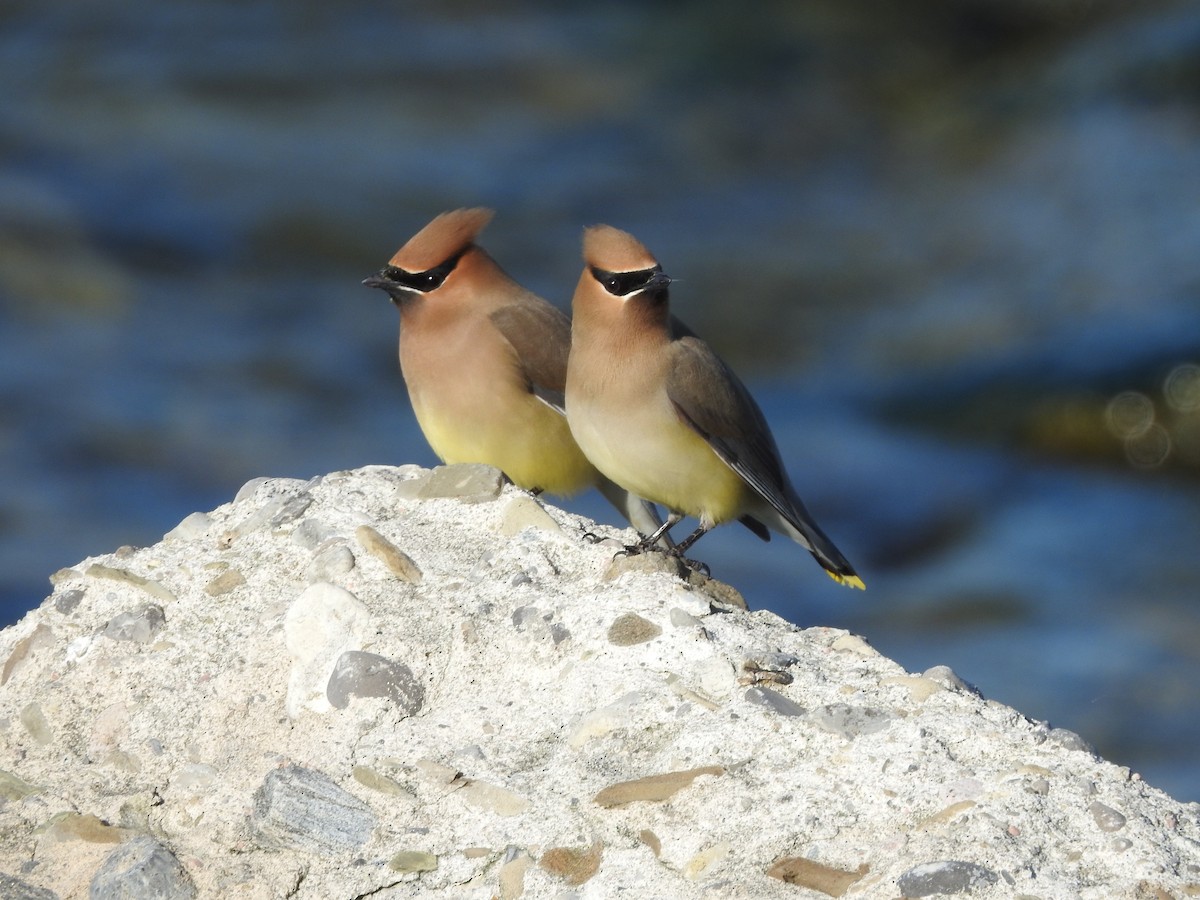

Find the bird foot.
xmin=672 ymin=553 xmax=711 ymax=578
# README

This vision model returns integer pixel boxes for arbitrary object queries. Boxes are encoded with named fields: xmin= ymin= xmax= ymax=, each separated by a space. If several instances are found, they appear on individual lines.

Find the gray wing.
xmin=664 ymin=335 xmax=795 ymax=519
xmin=489 ymin=301 xmax=571 ymax=413
xmin=665 ymin=333 xmax=861 ymax=583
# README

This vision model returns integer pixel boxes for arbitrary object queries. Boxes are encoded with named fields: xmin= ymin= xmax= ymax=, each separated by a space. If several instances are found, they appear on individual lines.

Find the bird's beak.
xmin=362 ymin=272 xmax=410 ymax=304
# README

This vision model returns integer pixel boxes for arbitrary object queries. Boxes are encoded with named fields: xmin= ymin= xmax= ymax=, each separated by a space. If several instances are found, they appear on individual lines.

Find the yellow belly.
xmin=569 ymin=394 xmax=747 ymax=526
xmin=414 ymin=393 xmax=596 ymax=496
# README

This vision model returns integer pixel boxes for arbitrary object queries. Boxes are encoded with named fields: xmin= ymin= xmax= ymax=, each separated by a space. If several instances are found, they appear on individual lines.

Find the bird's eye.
xmin=382 ymin=248 xmax=467 ymax=293
xmin=605 ymin=277 xmax=620 ymax=292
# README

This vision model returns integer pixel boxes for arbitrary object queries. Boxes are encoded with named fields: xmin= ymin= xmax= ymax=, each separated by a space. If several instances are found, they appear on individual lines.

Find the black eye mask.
xmin=590 ymin=264 xmax=667 ymax=297
xmin=377 ymin=248 xmax=468 ymax=293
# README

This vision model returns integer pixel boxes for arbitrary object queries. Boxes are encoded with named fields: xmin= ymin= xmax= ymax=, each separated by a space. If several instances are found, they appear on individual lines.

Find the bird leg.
xmin=664 ymin=524 xmax=713 ymax=575
xmin=672 ymin=524 xmax=709 ymax=557
xmin=623 ymin=512 xmax=682 ymax=555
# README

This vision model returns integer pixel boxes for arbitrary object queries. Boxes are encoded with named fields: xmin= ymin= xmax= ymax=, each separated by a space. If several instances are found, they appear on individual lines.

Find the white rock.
xmin=0 ymin=464 xmax=1196 ymax=900
xmin=283 ymin=581 xmax=371 ymax=717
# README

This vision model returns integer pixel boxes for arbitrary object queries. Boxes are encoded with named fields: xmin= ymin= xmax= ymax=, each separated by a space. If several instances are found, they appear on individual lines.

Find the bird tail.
xmin=762 ymin=493 xmax=865 ymax=590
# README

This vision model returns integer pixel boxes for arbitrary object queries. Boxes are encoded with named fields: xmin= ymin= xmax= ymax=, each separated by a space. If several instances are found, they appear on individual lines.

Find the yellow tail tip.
xmin=827 ymin=571 xmax=866 ymax=590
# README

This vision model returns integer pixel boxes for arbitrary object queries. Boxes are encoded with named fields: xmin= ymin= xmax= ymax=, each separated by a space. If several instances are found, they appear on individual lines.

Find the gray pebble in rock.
xmin=103 ymin=605 xmax=166 ymax=644
xmin=252 ymin=766 xmax=375 ymax=853
xmin=512 ymin=606 xmax=549 ymax=632
xmin=417 ymin=464 xmax=504 ymax=503
xmin=326 ymin=651 xmax=425 ymax=714
xmin=744 ymin=687 xmax=806 ymax=717
xmin=269 ymin=493 xmax=314 ymax=527
xmin=89 ymin=835 xmax=195 ymax=900
xmin=811 ymin=703 xmax=894 ymax=739
xmin=1049 ymin=727 xmax=1096 ymax=755
xmin=54 ymin=589 xmax=84 ymax=615
xmin=896 ymin=860 xmax=998 ymax=896
xmin=1089 ymin=800 xmax=1127 ymax=832
xmin=291 ymin=518 xmax=339 ymax=551
xmin=0 ymin=871 xmax=58 ymax=900
xmin=233 ymin=476 xmax=306 ymax=504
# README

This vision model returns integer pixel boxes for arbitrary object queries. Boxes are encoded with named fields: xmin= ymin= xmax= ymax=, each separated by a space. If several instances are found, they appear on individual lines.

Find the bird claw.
xmin=675 ymin=554 xmax=711 ymax=577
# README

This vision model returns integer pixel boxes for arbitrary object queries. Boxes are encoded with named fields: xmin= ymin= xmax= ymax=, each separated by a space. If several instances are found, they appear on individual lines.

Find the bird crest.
xmin=389 ymin=207 xmax=495 ymax=272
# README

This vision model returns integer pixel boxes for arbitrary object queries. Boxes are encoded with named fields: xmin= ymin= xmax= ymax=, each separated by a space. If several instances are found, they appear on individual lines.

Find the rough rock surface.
xmin=1 ymin=464 xmax=1198 ymax=899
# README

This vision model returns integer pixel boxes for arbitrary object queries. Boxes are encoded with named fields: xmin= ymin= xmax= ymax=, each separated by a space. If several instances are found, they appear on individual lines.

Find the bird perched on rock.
xmin=564 ymin=224 xmax=863 ymax=588
xmin=363 ymin=208 xmax=664 ymax=537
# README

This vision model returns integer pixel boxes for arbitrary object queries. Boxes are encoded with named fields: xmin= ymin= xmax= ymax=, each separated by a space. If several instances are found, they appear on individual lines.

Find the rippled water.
xmin=3 ymin=1 xmax=1200 ymax=800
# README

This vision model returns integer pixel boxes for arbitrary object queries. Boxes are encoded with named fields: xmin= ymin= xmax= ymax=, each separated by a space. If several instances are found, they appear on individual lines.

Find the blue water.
xmin=3 ymin=1 xmax=1199 ymax=801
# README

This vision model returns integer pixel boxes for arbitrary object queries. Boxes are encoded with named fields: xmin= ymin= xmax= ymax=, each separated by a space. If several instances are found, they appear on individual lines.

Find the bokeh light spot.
xmin=1105 ymin=391 xmax=1154 ymax=439
xmin=1164 ymin=363 xmax=1200 ymax=413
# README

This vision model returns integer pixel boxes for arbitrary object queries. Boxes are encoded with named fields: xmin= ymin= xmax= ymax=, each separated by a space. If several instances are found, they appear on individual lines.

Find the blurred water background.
xmin=3 ymin=0 xmax=1199 ymax=800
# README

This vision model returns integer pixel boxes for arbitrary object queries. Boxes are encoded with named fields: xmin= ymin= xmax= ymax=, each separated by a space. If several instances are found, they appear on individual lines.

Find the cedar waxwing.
xmin=362 ymin=208 xmax=664 ymax=537
xmin=564 ymin=224 xmax=864 ymax=589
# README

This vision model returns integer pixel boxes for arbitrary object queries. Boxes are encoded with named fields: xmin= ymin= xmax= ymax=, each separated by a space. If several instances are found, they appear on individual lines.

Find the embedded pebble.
xmin=811 ymin=703 xmax=895 ymax=739
xmin=291 ymin=517 xmax=338 ymax=550
xmin=308 ymin=542 xmax=356 ymax=582
xmin=458 ymin=779 xmax=530 ymax=817
xmin=540 ymin=841 xmax=603 ymax=886
xmin=500 ymin=495 xmax=562 ymax=536
xmin=498 ymin=849 xmax=531 ymax=899
xmin=766 ymin=856 xmax=867 ymax=894
xmin=0 ymin=872 xmax=58 ymax=900
xmin=355 ymin=525 xmax=423 ymax=582
xmin=283 ymin=583 xmax=371 ymax=717
xmin=352 ymin=765 xmax=417 ymax=800
xmin=2 ymin=623 xmax=54 ymax=684
xmin=1090 ymin=800 xmax=1128 ymax=832
xmin=326 ymin=650 xmax=425 ymax=714
xmin=269 ymin=493 xmax=313 ymax=527
xmin=164 ymin=511 xmax=213 ymax=542
xmin=103 ymin=604 xmax=166 ymax=643
xmin=53 ymin=588 xmax=84 ymax=615
xmin=896 ymin=860 xmax=998 ymax=896
xmin=882 ymin=674 xmax=943 ymax=702
xmin=744 ymin=686 xmax=807 ymax=717
xmin=43 ymin=812 xmax=128 ymax=844
xmin=923 ymin=664 xmax=980 ymax=695
xmin=234 ymin=476 xmax=307 ymax=504
xmin=19 ymin=702 xmax=51 ymax=744
xmin=669 ymin=607 xmax=703 ymax=628
xmin=691 ymin=575 xmax=747 ymax=609
xmin=0 ymin=770 xmax=40 ymax=801
xmin=594 ymin=765 xmax=724 ymax=808
xmin=251 ymin=766 xmax=375 ymax=852
xmin=417 ymin=463 xmax=504 ymax=502
xmin=607 ymin=612 xmax=661 ymax=646
xmin=830 ymin=633 xmax=878 ymax=657
xmin=389 ymin=850 xmax=438 ymax=873
xmin=568 ymin=692 xmax=647 ymax=748
xmin=174 ymin=763 xmax=218 ymax=791
xmin=89 ymin=835 xmax=195 ymax=900
xmin=204 ymin=569 xmax=245 ymax=597
xmin=685 ymin=841 xmax=731 ymax=879
xmin=86 ymin=565 xmax=175 ymax=604
xmin=603 ymin=550 xmax=689 ymax=582
xmin=512 ymin=606 xmax=550 ymax=633
xmin=1050 ymin=727 xmax=1096 ymax=754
